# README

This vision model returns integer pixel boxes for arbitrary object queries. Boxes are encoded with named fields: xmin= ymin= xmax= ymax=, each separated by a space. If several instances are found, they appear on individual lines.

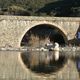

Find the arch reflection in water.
xmin=20 ymin=24 xmax=68 ymax=75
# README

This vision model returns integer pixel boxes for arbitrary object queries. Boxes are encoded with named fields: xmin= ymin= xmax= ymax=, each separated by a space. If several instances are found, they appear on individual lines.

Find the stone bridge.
xmin=0 ymin=15 xmax=80 ymax=47
xmin=0 ymin=15 xmax=80 ymax=80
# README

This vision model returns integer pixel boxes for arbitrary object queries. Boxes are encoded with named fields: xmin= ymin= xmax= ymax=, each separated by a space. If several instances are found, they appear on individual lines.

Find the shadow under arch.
xmin=20 ymin=24 xmax=68 ymax=75
xmin=21 ymin=24 xmax=68 ymax=46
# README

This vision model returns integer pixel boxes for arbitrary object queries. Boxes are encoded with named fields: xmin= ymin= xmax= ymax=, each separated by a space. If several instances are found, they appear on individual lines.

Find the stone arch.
xmin=19 ymin=23 xmax=68 ymax=76
xmin=19 ymin=22 xmax=68 ymax=46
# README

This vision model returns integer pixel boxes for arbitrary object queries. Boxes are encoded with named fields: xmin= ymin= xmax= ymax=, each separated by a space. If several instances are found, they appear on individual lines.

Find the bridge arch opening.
xmin=20 ymin=24 xmax=68 ymax=75
xmin=21 ymin=24 xmax=67 ymax=46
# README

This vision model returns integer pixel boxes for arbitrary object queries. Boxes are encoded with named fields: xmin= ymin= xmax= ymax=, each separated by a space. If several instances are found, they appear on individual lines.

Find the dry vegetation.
xmin=0 ymin=0 xmax=80 ymax=16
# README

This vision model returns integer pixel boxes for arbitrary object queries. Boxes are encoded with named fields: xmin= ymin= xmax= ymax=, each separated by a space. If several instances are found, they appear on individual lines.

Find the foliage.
xmin=0 ymin=0 xmax=80 ymax=16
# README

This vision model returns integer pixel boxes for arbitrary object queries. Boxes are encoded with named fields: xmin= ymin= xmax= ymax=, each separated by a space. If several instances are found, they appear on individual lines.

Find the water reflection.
xmin=0 ymin=51 xmax=28 ymax=79
xmin=21 ymin=51 xmax=67 ymax=74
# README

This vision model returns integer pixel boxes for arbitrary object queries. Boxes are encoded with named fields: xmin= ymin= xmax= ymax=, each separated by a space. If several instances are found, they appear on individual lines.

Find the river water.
xmin=0 ymin=51 xmax=79 ymax=80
